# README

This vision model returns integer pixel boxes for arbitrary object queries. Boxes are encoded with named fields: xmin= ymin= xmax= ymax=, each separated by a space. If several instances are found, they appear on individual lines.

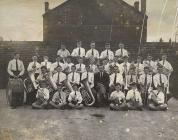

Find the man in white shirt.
xmin=50 ymin=56 xmax=64 ymax=75
xmin=27 ymin=55 xmax=41 ymax=89
xmin=159 ymin=53 xmax=173 ymax=76
xmin=86 ymin=41 xmax=99 ymax=59
xmin=100 ymin=42 xmax=114 ymax=60
xmin=53 ymin=65 xmax=67 ymax=85
xmin=89 ymin=57 xmax=98 ymax=73
xmin=81 ymin=65 xmax=94 ymax=88
xmin=126 ymin=82 xmax=143 ymax=110
xmin=120 ymin=55 xmax=131 ymax=75
xmin=109 ymin=66 xmax=124 ymax=91
xmin=7 ymin=53 xmax=25 ymax=78
xmin=148 ymin=85 xmax=168 ymax=111
xmin=71 ymin=40 xmax=85 ymax=58
xmin=57 ymin=43 xmax=70 ymax=59
xmin=41 ymin=56 xmax=52 ymax=72
xmin=68 ymin=65 xmax=80 ymax=85
xmin=63 ymin=57 xmax=74 ymax=74
xmin=143 ymin=54 xmax=157 ymax=73
xmin=135 ymin=56 xmax=144 ymax=78
xmin=109 ymin=83 xmax=127 ymax=111
xmin=76 ymin=57 xmax=86 ymax=82
xmin=153 ymin=66 xmax=168 ymax=89
xmin=68 ymin=83 xmax=83 ymax=109
xmin=115 ymin=43 xmax=129 ymax=58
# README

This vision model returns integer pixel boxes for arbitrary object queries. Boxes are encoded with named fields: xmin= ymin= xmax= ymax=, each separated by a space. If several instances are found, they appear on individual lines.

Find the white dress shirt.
xmin=89 ymin=64 xmax=98 ymax=73
xmin=109 ymin=73 xmax=124 ymax=86
xmin=135 ymin=63 xmax=144 ymax=75
xmin=143 ymin=60 xmax=157 ymax=73
xmin=86 ymin=49 xmax=99 ymax=58
xmin=7 ymin=59 xmax=25 ymax=76
xmin=76 ymin=63 xmax=86 ymax=73
xmin=100 ymin=49 xmax=114 ymax=60
xmin=126 ymin=89 xmax=142 ymax=104
xmin=110 ymin=90 xmax=125 ymax=101
xmin=126 ymin=74 xmax=137 ymax=85
xmin=53 ymin=72 xmax=67 ymax=84
xmin=159 ymin=60 xmax=173 ymax=72
xmin=115 ymin=49 xmax=129 ymax=57
xmin=50 ymin=62 xmax=64 ymax=72
xmin=63 ymin=62 xmax=74 ymax=72
xmin=120 ymin=62 xmax=131 ymax=74
xmin=68 ymin=72 xmax=80 ymax=84
xmin=57 ymin=49 xmax=70 ymax=58
xmin=36 ymin=88 xmax=49 ymax=100
xmin=68 ymin=91 xmax=83 ymax=104
xmin=139 ymin=74 xmax=152 ymax=86
xmin=81 ymin=71 xmax=94 ymax=88
xmin=41 ymin=61 xmax=52 ymax=70
xmin=71 ymin=47 xmax=85 ymax=57
xmin=153 ymin=73 xmax=168 ymax=88
xmin=148 ymin=90 xmax=165 ymax=104
xmin=27 ymin=61 xmax=41 ymax=74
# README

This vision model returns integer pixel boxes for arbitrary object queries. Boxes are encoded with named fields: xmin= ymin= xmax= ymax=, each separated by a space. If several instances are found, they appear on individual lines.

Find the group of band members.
xmin=7 ymin=40 xmax=173 ymax=111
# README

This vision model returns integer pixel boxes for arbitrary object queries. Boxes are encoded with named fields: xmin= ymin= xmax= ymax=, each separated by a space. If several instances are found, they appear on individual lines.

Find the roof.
xmin=43 ymin=0 xmax=147 ymax=18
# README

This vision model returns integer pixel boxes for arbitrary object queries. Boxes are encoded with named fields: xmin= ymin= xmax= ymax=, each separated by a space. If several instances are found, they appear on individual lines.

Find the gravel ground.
xmin=0 ymin=90 xmax=178 ymax=140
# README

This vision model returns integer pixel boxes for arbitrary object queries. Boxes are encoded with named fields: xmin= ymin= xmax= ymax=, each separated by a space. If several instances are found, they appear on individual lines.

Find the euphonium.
xmin=80 ymin=78 xmax=95 ymax=106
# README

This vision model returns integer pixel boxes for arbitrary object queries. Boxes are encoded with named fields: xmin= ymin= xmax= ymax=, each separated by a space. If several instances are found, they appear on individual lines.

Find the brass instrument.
xmin=80 ymin=78 xmax=95 ymax=106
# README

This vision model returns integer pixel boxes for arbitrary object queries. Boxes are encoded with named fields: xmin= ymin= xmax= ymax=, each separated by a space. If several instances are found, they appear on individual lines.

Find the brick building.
xmin=43 ymin=0 xmax=147 ymax=44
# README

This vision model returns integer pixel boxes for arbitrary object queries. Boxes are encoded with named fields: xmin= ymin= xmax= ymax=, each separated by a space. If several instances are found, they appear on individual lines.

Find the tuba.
xmin=80 ymin=77 xmax=95 ymax=106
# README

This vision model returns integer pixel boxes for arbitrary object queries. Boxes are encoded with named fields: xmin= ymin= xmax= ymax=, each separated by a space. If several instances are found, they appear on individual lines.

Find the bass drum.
xmin=6 ymin=78 xmax=24 ymax=106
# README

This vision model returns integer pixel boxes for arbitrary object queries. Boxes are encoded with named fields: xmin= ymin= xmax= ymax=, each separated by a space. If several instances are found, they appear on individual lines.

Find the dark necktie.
xmin=145 ymin=74 xmax=147 ymax=86
xmin=130 ymin=74 xmax=133 ymax=83
xmin=87 ymin=72 xmax=89 ymax=79
xmin=107 ymin=50 xmax=109 ymax=56
xmin=45 ymin=62 xmax=47 ymax=67
xmin=72 ymin=72 xmax=75 ymax=82
xmin=121 ymin=48 xmax=123 ymax=56
xmin=78 ymin=48 xmax=81 ymax=56
xmin=16 ymin=59 xmax=18 ymax=71
xmin=160 ymin=74 xmax=162 ymax=85
xmin=57 ymin=72 xmax=60 ymax=83
xmin=163 ymin=60 xmax=165 ymax=66
xmin=114 ymin=73 xmax=117 ymax=85
xmin=75 ymin=91 xmax=76 ymax=96
xmin=133 ymin=91 xmax=136 ymax=102
xmin=100 ymin=72 xmax=102 ymax=80
xmin=58 ymin=62 xmax=60 ymax=67
xmin=92 ymin=49 xmax=94 ymax=56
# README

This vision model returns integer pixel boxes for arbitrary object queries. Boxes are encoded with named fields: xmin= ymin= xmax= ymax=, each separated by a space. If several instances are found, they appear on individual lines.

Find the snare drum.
xmin=6 ymin=78 xmax=24 ymax=106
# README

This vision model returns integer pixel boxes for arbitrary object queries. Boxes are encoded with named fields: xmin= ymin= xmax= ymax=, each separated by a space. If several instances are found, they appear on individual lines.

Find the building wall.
xmin=43 ymin=0 xmax=147 ymax=43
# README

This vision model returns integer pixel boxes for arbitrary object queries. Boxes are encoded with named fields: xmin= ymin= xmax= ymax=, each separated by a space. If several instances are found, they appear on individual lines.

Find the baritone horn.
xmin=80 ymin=78 xmax=95 ymax=106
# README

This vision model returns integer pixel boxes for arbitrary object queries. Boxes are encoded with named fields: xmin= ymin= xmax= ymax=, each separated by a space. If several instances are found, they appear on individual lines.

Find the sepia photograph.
xmin=0 ymin=0 xmax=178 ymax=140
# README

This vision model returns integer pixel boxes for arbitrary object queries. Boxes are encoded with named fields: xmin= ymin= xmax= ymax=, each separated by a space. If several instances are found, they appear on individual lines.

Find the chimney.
xmin=134 ymin=1 xmax=139 ymax=11
xmin=141 ymin=0 xmax=146 ymax=13
xmin=45 ymin=2 xmax=49 ymax=12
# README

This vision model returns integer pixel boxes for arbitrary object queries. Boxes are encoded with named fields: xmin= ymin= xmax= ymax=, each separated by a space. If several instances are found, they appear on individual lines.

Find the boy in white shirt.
xmin=71 ymin=40 xmax=85 ymax=58
xmin=32 ymin=81 xmax=49 ymax=109
xmin=109 ymin=83 xmax=127 ymax=111
xmin=68 ymin=83 xmax=83 ymax=109
xmin=49 ymin=83 xmax=68 ymax=109
xmin=85 ymin=41 xmax=99 ymax=59
xmin=27 ymin=55 xmax=41 ymax=89
xmin=68 ymin=65 xmax=80 ymax=85
xmin=100 ymin=42 xmax=114 ymax=60
xmin=41 ymin=56 xmax=52 ymax=72
xmin=148 ymin=85 xmax=168 ymax=111
xmin=126 ymin=82 xmax=143 ymax=110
